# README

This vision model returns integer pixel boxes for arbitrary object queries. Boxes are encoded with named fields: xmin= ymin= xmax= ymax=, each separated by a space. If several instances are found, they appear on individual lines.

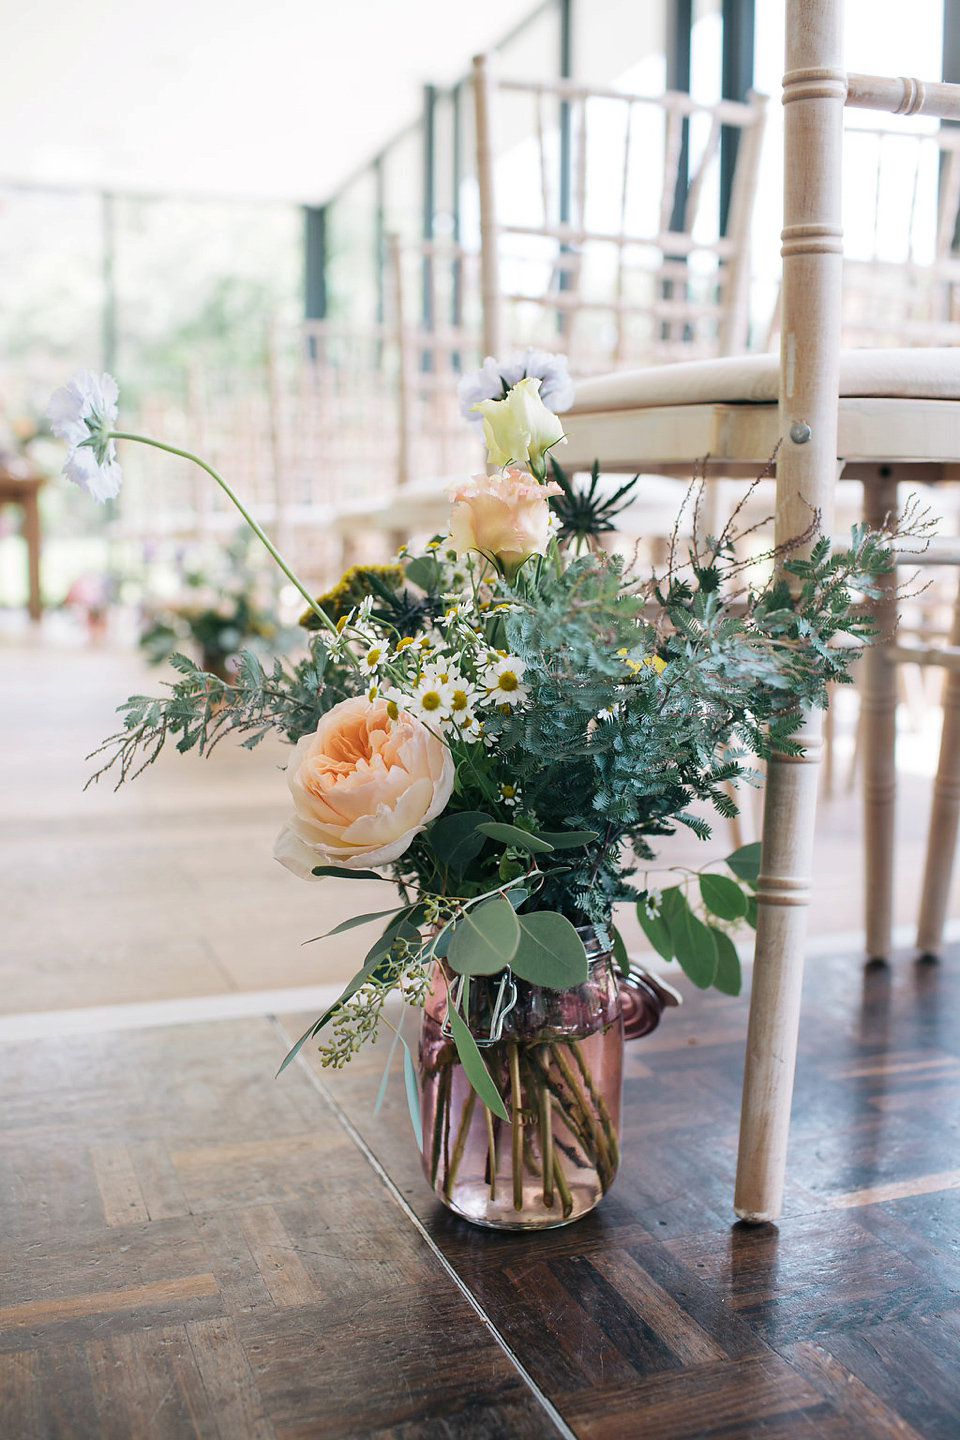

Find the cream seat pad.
xmin=569 ymin=349 xmax=960 ymax=414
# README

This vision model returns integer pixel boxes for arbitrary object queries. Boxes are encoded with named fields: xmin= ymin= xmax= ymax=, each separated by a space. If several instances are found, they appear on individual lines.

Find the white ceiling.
xmin=0 ymin=0 xmax=535 ymax=204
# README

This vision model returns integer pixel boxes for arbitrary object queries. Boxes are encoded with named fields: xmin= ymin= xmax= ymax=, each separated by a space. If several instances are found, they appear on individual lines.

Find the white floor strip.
xmin=3 ymin=917 xmax=958 ymax=1044
xmin=0 ymin=984 xmax=343 ymax=1042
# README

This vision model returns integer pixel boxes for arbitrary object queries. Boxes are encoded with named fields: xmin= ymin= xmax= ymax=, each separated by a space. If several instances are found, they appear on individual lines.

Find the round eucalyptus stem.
xmin=109 ymin=432 xmax=335 ymax=634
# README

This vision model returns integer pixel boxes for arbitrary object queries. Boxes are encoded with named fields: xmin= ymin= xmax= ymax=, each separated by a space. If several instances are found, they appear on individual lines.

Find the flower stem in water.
xmin=571 ymin=1034 xmax=620 ymax=1169
xmin=429 ymin=1062 xmax=451 ymax=1189
xmin=484 ymin=1103 xmax=498 ymax=1200
xmin=509 ymin=1041 xmax=523 ymax=1212
xmin=443 ymin=1087 xmax=477 ymax=1201
xmin=539 ymin=1077 xmax=555 ymax=1209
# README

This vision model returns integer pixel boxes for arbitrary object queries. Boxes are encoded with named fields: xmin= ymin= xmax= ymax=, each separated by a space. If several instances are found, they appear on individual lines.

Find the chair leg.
xmin=22 ymin=489 xmax=42 ymax=622
xmin=735 ymin=710 xmax=823 ymax=1223
xmin=861 ymin=477 xmax=899 ymax=961
xmin=916 ymin=580 xmax=960 ymax=956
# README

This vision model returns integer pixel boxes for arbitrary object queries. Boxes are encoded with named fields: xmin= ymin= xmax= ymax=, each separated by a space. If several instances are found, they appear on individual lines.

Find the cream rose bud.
xmin=471 ymin=376 xmax=566 ymax=479
xmin=274 ymin=696 xmax=455 ymax=879
xmin=447 ymin=469 xmax=563 ymax=579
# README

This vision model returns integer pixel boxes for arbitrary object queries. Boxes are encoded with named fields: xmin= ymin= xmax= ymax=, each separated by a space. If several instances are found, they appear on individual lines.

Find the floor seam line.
xmin=269 ymin=1013 xmax=579 ymax=1440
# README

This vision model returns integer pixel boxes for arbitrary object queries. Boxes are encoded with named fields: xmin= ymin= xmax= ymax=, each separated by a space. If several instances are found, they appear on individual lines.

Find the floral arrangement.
xmin=50 ymin=359 xmax=908 ymax=1216
xmin=138 ymin=532 xmax=297 ymax=679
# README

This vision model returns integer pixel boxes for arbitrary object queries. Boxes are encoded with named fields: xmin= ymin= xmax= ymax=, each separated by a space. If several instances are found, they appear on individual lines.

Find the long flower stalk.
xmin=108 ymin=432 xmax=336 ymax=635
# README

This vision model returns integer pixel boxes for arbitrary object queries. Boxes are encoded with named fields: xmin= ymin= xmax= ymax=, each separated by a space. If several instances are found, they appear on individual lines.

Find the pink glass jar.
xmin=418 ymin=927 xmax=624 ymax=1230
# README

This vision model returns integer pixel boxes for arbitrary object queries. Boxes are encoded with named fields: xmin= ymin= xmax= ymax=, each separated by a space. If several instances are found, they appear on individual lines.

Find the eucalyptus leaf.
xmin=401 ymin=1036 xmax=423 ymax=1149
xmin=636 ymin=898 xmax=674 ymax=962
xmin=661 ymin=888 xmax=718 ymax=989
xmin=725 ymin=842 xmax=762 ymax=889
xmin=404 ymin=556 xmax=436 ymax=591
xmin=511 ymin=911 xmax=589 ymax=987
xmin=447 ymin=897 xmax=520 ymax=975
xmin=711 ymin=929 xmax=742 ymax=996
xmin=505 ymin=886 xmax=529 ymax=909
xmin=476 ymin=822 xmax=554 ymax=853
xmin=428 ymin=810 xmax=494 ymax=876
xmin=699 ymin=873 xmax=748 ymax=922
xmin=308 ymin=908 xmax=404 ymax=943
xmin=534 ymin=829 xmax=599 ymax=850
xmin=373 ymin=1024 xmax=402 ymax=1115
xmin=311 ymin=865 xmax=387 ymax=882
xmin=446 ymin=1002 xmax=510 ymax=1121
xmin=610 ymin=923 xmax=630 ymax=974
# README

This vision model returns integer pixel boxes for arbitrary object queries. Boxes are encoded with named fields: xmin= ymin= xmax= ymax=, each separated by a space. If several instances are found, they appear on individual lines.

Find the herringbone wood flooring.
xmin=3 ymin=952 xmax=959 ymax=1438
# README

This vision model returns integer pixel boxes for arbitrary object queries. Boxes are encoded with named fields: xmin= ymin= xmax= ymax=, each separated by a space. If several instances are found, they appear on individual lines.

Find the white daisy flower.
xmin=499 ymin=781 xmax=520 ymax=808
xmin=480 ymin=654 xmax=528 ymax=708
xmin=46 ymin=370 xmax=123 ymax=503
xmin=445 ymin=674 xmax=482 ymax=721
xmin=442 ymin=600 xmax=474 ymax=623
xmin=359 ymin=642 xmax=387 ymax=674
xmin=644 ymin=886 xmax=663 ymax=918
xmin=408 ymin=673 xmax=453 ymax=724
xmin=456 ymin=713 xmax=484 ymax=743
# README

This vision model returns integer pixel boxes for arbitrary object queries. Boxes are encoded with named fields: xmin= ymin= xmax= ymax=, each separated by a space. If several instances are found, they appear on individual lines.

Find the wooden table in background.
xmin=0 ymin=465 xmax=43 ymax=620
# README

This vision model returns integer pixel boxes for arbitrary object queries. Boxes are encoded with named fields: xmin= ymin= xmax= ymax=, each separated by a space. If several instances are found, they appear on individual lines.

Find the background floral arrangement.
xmin=53 ymin=358 xmax=908 ymax=1132
xmin=138 ymin=531 xmax=297 ymax=679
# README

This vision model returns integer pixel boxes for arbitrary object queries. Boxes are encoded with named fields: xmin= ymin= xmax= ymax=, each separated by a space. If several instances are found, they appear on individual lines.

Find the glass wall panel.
xmin=324 ymin=167 xmax=381 ymax=324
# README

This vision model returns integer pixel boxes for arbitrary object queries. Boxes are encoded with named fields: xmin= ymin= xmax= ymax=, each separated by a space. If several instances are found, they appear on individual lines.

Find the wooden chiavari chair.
xmin=556 ymin=0 xmax=960 ymax=1221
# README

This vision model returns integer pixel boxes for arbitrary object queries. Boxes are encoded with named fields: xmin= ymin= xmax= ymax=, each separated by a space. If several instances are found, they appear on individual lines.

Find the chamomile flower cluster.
xmin=316 ymin=580 xmax=531 ymax=754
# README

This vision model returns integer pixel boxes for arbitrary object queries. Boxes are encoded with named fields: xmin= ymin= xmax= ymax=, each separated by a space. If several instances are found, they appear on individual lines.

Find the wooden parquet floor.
xmin=3 ymin=948 xmax=960 ymax=1439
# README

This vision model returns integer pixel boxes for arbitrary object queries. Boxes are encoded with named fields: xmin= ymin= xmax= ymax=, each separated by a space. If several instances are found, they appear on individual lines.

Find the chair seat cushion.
xmin=569 ymin=349 xmax=960 ymax=413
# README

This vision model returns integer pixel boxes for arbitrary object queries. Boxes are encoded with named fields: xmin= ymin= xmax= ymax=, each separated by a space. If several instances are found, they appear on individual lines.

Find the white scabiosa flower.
xmin=458 ymin=350 xmax=575 ymax=421
xmin=46 ymin=370 xmax=122 ymax=503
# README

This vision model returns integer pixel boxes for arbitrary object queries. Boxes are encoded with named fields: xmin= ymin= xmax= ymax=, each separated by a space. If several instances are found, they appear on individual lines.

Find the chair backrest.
xmin=842 ymin=123 xmax=960 ymax=346
xmin=767 ymin=118 xmax=960 ymax=349
xmin=471 ymin=52 xmax=768 ymax=372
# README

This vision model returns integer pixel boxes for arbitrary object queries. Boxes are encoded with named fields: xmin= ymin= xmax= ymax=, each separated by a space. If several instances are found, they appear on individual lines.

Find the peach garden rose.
xmin=274 ymin=696 xmax=455 ymax=878
xmin=447 ymin=468 xmax=562 ymax=579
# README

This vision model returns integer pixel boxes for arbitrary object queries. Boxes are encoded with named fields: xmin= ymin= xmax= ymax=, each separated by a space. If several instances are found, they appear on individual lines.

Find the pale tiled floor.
xmin=3 ymin=613 xmax=958 ymax=1018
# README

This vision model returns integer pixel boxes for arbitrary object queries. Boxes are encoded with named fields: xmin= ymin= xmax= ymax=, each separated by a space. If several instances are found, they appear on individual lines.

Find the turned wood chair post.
xmin=472 ymin=54 xmax=502 ymax=360
xmin=861 ymin=474 xmax=900 ymax=960
xmin=916 ymin=580 xmax=960 ymax=953
xmin=734 ymin=0 xmax=847 ymax=1223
